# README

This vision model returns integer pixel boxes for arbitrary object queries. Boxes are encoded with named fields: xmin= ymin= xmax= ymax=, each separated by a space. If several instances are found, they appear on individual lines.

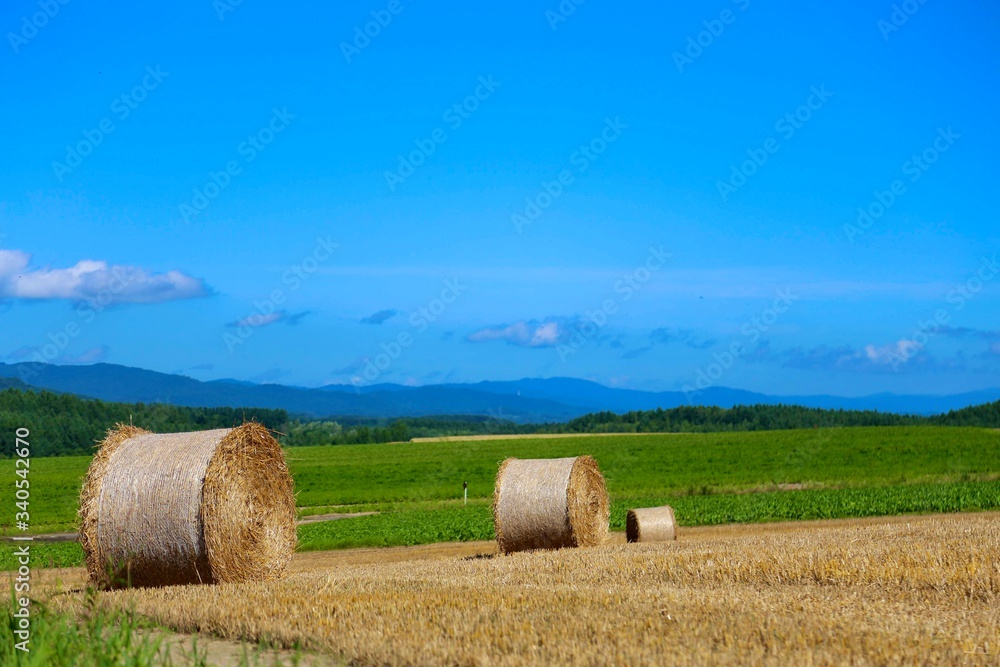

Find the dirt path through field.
xmin=157 ymin=630 xmax=344 ymax=666
xmin=295 ymin=511 xmax=378 ymax=525
xmin=4 ymin=512 xmax=379 ymax=544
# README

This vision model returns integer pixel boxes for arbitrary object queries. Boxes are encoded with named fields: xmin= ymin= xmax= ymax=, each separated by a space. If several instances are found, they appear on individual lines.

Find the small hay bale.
xmin=78 ymin=422 xmax=296 ymax=589
xmin=492 ymin=456 xmax=609 ymax=553
xmin=626 ymin=505 xmax=677 ymax=543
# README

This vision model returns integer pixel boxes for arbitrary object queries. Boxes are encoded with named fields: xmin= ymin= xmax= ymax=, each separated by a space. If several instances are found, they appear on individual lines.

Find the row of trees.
xmin=281 ymin=420 xmax=409 ymax=446
xmin=2 ymin=387 xmax=997 ymax=457
xmin=0 ymin=389 xmax=287 ymax=457
xmin=553 ymin=404 xmax=927 ymax=433
xmin=280 ymin=415 xmax=537 ymax=446
xmin=553 ymin=402 xmax=1000 ymax=433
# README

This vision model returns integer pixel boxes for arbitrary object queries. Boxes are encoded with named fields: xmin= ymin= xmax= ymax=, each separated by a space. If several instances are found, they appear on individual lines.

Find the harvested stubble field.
xmin=34 ymin=512 xmax=1000 ymax=666
xmin=4 ymin=426 xmax=1000 ymax=570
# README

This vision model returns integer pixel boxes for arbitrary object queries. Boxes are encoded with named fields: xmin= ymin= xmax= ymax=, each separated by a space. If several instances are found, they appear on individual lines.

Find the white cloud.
xmin=863 ymin=341 xmax=916 ymax=366
xmin=466 ymin=318 xmax=578 ymax=348
xmin=0 ymin=250 xmax=209 ymax=304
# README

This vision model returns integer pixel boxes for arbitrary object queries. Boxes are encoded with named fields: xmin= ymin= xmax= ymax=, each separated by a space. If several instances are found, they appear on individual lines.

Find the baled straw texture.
xmin=626 ymin=505 xmax=677 ymax=543
xmin=493 ymin=455 xmax=609 ymax=553
xmin=78 ymin=422 xmax=296 ymax=589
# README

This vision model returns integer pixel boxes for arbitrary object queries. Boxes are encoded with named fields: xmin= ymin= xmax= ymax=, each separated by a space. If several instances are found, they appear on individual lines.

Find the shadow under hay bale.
xmin=626 ymin=505 xmax=677 ymax=543
xmin=78 ymin=422 xmax=296 ymax=589
xmin=492 ymin=455 xmax=609 ymax=554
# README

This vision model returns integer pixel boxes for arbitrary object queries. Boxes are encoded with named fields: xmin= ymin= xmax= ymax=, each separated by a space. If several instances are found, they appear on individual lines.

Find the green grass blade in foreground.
xmin=3 ymin=588 xmax=169 ymax=666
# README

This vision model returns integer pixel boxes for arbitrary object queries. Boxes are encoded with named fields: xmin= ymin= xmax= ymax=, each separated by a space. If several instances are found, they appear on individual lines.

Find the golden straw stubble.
xmin=493 ymin=455 xmax=609 ymax=553
xmin=78 ymin=422 xmax=296 ymax=589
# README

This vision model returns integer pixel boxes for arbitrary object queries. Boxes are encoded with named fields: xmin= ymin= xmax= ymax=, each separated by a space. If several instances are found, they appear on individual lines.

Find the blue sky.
xmin=1 ymin=0 xmax=998 ymax=396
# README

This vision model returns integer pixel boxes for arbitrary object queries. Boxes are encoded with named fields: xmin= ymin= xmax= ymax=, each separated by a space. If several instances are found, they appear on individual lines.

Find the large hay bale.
xmin=492 ymin=456 xmax=609 ymax=553
xmin=626 ymin=505 xmax=677 ymax=543
xmin=78 ymin=422 xmax=296 ymax=589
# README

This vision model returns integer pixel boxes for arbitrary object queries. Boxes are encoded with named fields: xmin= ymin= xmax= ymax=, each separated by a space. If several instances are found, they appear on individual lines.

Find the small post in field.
xmin=463 ymin=481 xmax=468 ymax=506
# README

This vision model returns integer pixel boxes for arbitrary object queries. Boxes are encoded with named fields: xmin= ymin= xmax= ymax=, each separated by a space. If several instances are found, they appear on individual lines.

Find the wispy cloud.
xmin=466 ymin=318 xmax=578 ymax=348
xmin=926 ymin=326 xmax=1000 ymax=361
xmin=331 ymin=357 xmax=368 ymax=375
xmin=649 ymin=327 xmax=715 ymax=350
xmin=4 ymin=345 xmax=110 ymax=366
xmin=228 ymin=309 xmax=310 ymax=329
xmin=930 ymin=325 xmax=1000 ymax=341
xmin=5 ymin=347 xmax=33 ymax=361
xmin=359 ymin=308 xmax=399 ymax=325
xmin=6 ymin=344 xmax=108 ymax=365
xmin=780 ymin=341 xmax=950 ymax=373
xmin=58 ymin=346 xmax=109 ymax=364
xmin=0 ymin=249 xmax=209 ymax=304
xmin=620 ymin=346 xmax=652 ymax=360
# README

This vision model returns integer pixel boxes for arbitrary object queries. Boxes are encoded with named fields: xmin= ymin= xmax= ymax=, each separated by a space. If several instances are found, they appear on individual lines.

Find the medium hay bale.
xmin=626 ymin=505 xmax=677 ymax=543
xmin=492 ymin=456 xmax=609 ymax=553
xmin=78 ymin=422 xmax=296 ymax=589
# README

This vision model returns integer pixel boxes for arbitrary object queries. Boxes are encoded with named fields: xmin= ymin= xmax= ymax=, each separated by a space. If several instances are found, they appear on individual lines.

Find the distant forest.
xmin=0 ymin=388 xmax=997 ymax=457
xmin=0 ymin=389 xmax=287 ymax=457
xmin=552 ymin=402 xmax=1000 ymax=433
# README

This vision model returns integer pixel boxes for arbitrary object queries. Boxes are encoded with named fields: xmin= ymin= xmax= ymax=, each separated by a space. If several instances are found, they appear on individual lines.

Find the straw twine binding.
xmin=626 ymin=505 xmax=677 ymax=543
xmin=78 ymin=422 xmax=296 ymax=589
xmin=492 ymin=456 xmax=609 ymax=554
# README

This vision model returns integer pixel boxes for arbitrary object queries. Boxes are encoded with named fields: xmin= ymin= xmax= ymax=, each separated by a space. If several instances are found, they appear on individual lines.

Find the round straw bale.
xmin=492 ymin=456 xmax=609 ymax=553
xmin=626 ymin=505 xmax=677 ymax=543
xmin=78 ymin=422 xmax=296 ymax=589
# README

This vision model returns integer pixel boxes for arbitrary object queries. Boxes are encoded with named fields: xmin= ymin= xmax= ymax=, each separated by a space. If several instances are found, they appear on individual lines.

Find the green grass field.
xmin=2 ymin=426 xmax=999 ymax=569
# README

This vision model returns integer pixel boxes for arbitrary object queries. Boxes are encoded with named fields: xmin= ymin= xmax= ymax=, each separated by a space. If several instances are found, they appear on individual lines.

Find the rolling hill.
xmin=2 ymin=362 xmax=999 ymax=421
